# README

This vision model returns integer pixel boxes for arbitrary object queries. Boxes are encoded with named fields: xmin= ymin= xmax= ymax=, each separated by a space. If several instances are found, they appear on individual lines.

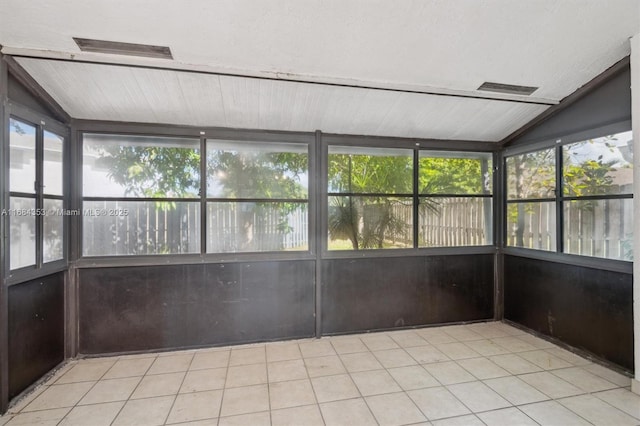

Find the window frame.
xmin=4 ymin=103 xmax=68 ymax=285
xmin=502 ymin=123 xmax=634 ymax=268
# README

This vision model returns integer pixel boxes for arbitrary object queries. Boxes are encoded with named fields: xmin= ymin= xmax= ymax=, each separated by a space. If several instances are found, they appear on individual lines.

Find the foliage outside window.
xmin=505 ymin=130 xmax=633 ymax=261
xmin=82 ymin=134 xmax=201 ymax=256
xmin=206 ymin=141 xmax=308 ymax=252
xmin=9 ymin=118 xmax=65 ymax=269
xmin=562 ymin=131 xmax=633 ymax=260
xmin=419 ymin=152 xmax=492 ymax=247
xmin=328 ymin=147 xmax=414 ymax=250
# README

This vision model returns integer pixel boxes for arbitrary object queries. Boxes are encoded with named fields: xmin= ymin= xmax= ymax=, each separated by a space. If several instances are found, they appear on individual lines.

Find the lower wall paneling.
xmin=321 ymin=254 xmax=494 ymax=334
xmin=78 ymin=261 xmax=315 ymax=354
xmin=504 ymin=255 xmax=633 ymax=371
xmin=8 ymin=273 xmax=65 ymax=399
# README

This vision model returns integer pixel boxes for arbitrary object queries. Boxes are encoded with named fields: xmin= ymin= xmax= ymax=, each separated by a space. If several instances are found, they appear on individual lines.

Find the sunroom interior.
xmin=1 ymin=1 xmax=639 ymax=423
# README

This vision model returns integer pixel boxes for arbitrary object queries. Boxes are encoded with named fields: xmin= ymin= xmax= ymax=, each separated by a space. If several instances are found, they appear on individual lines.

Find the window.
xmin=82 ymin=134 xmax=201 ymax=256
xmin=328 ymin=146 xmax=413 ymax=250
xmin=562 ymin=131 xmax=633 ymax=260
xmin=8 ymin=118 xmax=65 ymax=270
xmin=505 ymin=130 xmax=634 ymax=261
xmin=206 ymin=141 xmax=309 ymax=252
xmin=419 ymin=151 xmax=492 ymax=247
xmin=506 ymin=148 xmax=557 ymax=251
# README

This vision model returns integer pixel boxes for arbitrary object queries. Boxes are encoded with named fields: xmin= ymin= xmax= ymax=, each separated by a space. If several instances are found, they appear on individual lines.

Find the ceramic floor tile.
xmin=416 ymin=330 xmax=458 ymax=345
xmin=405 ymin=345 xmax=450 ymax=364
xmin=78 ymin=377 xmax=140 ymax=405
xmin=55 ymin=361 xmax=114 ymax=384
xmin=519 ymin=371 xmax=584 ymax=399
xmin=58 ymin=401 xmax=124 ymax=426
xmin=519 ymin=400 xmax=592 ymax=426
xmin=467 ymin=324 xmax=511 ymax=339
xmin=271 ymin=404 xmax=325 ymax=426
xmin=320 ymin=398 xmax=377 ymax=426
xmin=269 ymin=379 xmax=317 ymax=409
xmin=360 ymin=334 xmax=399 ymax=351
xmin=372 ymin=349 xmax=417 ymax=368
xmin=491 ymin=337 xmax=537 ymax=353
xmin=228 ymin=347 xmax=265 ymax=366
xmin=166 ymin=390 xmax=223 ymax=424
xmin=111 ymin=395 xmax=174 ymax=426
xmin=130 ymin=372 xmax=185 ymax=399
xmin=431 ymin=414 xmax=485 ymax=426
xmin=492 ymin=323 xmax=527 ymax=336
xmin=544 ymin=348 xmax=592 ymax=366
xmin=268 ymin=359 xmax=309 ymax=382
xmin=190 ymin=350 xmax=230 ymax=370
xmin=464 ymin=340 xmax=510 ymax=357
xmin=484 ymin=376 xmax=549 ymax=405
xmin=559 ymin=394 xmax=638 ymax=426
xmin=489 ymin=354 xmax=542 ymax=375
xmin=516 ymin=333 xmax=556 ymax=349
xmin=441 ymin=326 xmax=484 ymax=342
xmin=4 ymin=408 xmax=69 ymax=426
xmin=219 ymin=384 xmax=269 ymax=417
xmin=330 ymin=337 xmax=369 ymax=354
xmin=340 ymin=352 xmax=384 ymax=372
xmin=518 ymin=350 xmax=572 ymax=370
xmin=423 ymin=361 xmax=476 ymax=385
xmin=311 ymin=374 xmax=360 ymax=403
xmin=180 ymin=368 xmax=227 ymax=393
xmin=388 ymin=365 xmax=440 ymax=390
xmin=388 ymin=331 xmax=429 ymax=348
xmin=147 ymin=354 xmax=193 ymax=375
xmin=218 ymin=411 xmax=270 ymax=426
xmin=435 ymin=343 xmax=481 ymax=360
xmin=299 ymin=340 xmax=337 ymax=358
xmin=552 ymin=367 xmax=618 ymax=393
xmin=103 ymin=358 xmax=154 ymax=379
xmin=477 ymin=407 xmax=538 ymax=426
xmin=225 ymin=363 xmax=267 ymax=388
xmin=447 ymin=381 xmax=511 ymax=412
xmin=581 ymin=363 xmax=632 ymax=387
xmin=304 ymin=355 xmax=347 ymax=378
xmin=408 ymin=386 xmax=471 ymax=420
xmin=23 ymin=382 xmax=95 ymax=411
xmin=594 ymin=388 xmax=640 ymax=420
xmin=6 ymin=384 xmax=49 ymax=414
xmin=266 ymin=343 xmax=302 ymax=363
xmin=366 ymin=392 xmax=427 ymax=426
xmin=350 ymin=369 xmax=402 ymax=396
xmin=457 ymin=357 xmax=510 ymax=380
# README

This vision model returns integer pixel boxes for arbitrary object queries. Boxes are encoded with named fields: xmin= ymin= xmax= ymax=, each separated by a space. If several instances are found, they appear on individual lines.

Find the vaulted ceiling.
xmin=1 ymin=0 xmax=638 ymax=141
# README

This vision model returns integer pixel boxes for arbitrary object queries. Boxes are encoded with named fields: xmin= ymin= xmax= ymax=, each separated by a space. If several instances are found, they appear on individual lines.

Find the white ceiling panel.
xmin=16 ymin=58 xmax=548 ymax=141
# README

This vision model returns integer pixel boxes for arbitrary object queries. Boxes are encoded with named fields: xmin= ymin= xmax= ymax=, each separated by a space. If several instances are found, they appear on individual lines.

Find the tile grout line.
xmin=107 ymin=354 xmax=157 ymax=426
xmin=161 ymin=352 xmax=195 ymax=425
xmin=214 ymin=347 xmax=232 ymax=425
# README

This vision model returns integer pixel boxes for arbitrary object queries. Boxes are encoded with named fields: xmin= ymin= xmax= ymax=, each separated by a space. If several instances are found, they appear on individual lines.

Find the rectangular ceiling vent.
xmin=478 ymin=81 xmax=538 ymax=96
xmin=73 ymin=37 xmax=173 ymax=59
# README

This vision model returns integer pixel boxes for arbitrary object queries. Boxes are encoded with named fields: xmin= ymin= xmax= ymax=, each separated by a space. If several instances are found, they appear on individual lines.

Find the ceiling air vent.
xmin=478 ymin=82 xmax=538 ymax=96
xmin=73 ymin=37 xmax=173 ymax=59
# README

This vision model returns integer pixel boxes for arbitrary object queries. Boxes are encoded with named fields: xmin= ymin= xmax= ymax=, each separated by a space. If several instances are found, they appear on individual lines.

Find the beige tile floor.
xmin=2 ymin=321 xmax=639 ymax=426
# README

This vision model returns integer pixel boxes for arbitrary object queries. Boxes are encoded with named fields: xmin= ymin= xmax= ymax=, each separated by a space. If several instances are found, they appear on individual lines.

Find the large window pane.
xmin=328 ymin=196 xmax=413 ymax=250
xmin=43 ymin=198 xmax=64 ymax=263
xmin=207 ymin=202 xmax=308 ymax=252
xmin=83 ymin=134 xmax=200 ymax=198
xmin=10 ymin=197 xmax=36 ymax=269
xmin=44 ymin=131 xmax=64 ymax=196
xmin=207 ymin=141 xmax=308 ymax=198
xmin=563 ymin=131 xmax=633 ymax=196
xmin=83 ymin=201 xmax=200 ymax=256
xmin=506 ymin=149 xmax=556 ymax=199
xmin=564 ymin=199 xmax=633 ymax=261
xmin=506 ymin=202 xmax=556 ymax=251
xmin=419 ymin=197 xmax=492 ymax=247
xmin=9 ymin=118 xmax=36 ymax=194
xmin=328 ymin=147 xmax=412 ymax=194
xmin=419 ymin=151 xmax=492 ymax=194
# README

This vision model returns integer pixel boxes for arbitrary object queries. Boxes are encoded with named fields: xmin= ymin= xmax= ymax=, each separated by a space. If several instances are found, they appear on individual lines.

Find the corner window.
xmin=8 ymin=117 xmax=65 ymax=270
